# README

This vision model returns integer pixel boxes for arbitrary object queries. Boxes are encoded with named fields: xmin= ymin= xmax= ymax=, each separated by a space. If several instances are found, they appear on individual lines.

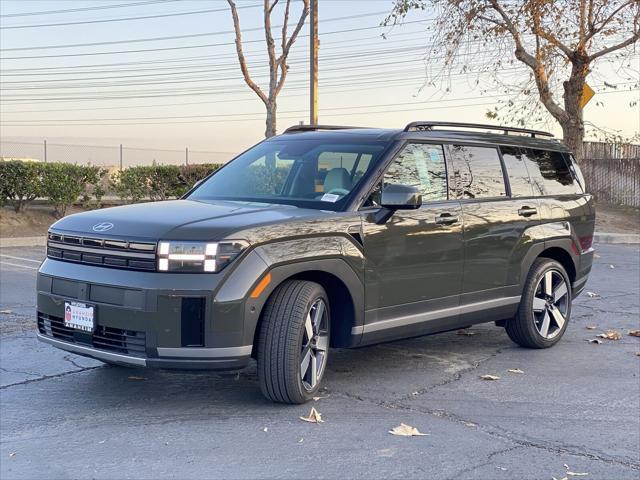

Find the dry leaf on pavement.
xmin=628 ymin=330 xmax=640 ymax=337
xmin=587 ymin=339 xmax=602 ymax=344
xmin=597 ymin=330 xmax=622 ymax=340
xmin=127 ymin=376 xmax=146 ymax=381
xmin=9 ymin=452 xmax=16 ymax=458
xmin=567 ymin=472 xmax=589 ymax=477
xmin=456 ymin=329 xmax=476 ymax=336
xmin=635 ymin=352 xmax=640 ymax=356
xmin=507 ymin=368 xmax=524 ymax=374
xmin=586 ymin=291 xmax=600 ymax=298
xmin=299 ymin=407 xmax=324 ymax=424
xmin=609 ymin=265 xmax=615 ymax=269
xmin=0 ymin=309 xmax=12 ymax=314
xmin=586 ymin=325 xmax=597 ymax=330
xmin=480 ymin=374 xmax=501 ymax=381
xmin=388 ymin=423 xmax=429 ymax=436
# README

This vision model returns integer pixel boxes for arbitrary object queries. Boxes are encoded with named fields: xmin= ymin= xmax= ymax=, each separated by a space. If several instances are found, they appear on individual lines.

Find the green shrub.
xmin=110 ymin=167 xmax=149 ymax=203
xmin=146 ymin=165 xmax=183 ymax=201
xmin=0 ymin=161 xmax=44 ymax=212
xmin=41 ymin=163 xmax=94 ymax=217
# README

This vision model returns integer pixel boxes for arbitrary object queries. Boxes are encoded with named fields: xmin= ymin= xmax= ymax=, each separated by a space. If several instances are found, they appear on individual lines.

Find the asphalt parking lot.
xmin=1 ymin=244 xmax=639 ymax=480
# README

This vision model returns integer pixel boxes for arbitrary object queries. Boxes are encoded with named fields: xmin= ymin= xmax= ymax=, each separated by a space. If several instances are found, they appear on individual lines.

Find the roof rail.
xmin=283 ymin=124 xmax=367 ymax=133
xmin=404 ymin=121 xmax=554 ymax=138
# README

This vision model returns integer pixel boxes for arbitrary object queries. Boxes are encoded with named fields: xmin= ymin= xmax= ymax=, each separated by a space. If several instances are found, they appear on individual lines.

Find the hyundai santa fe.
xmin=37 ymin=121 xmax=595 ymax=404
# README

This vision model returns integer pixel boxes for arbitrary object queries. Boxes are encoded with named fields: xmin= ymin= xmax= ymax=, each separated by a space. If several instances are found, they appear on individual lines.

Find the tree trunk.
xmin=265 ymin=99 xmax=277 ymax=137
xmin=561 ymin=62 xmax=588 ymax=162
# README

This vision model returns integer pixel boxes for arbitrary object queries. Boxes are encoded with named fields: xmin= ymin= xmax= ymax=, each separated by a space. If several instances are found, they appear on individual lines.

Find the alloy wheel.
xmin=532 ymin=270 xmax=569 ymax=339
xmin=300 ymin=298 xmax=329 ymax=391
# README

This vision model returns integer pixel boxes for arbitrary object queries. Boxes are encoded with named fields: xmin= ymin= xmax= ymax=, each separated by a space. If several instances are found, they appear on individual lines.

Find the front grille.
xmin=47 ymin=233 xmax=156 ymax=272
xmin=38 ymin=312 xmax=146 ymax=358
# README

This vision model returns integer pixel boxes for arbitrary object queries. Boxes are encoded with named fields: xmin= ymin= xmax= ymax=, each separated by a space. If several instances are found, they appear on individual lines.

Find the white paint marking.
xmin=0 ymin=254 xmax=42 ymax=264
xmin=0 ymin=261 xmax=39 ymax=271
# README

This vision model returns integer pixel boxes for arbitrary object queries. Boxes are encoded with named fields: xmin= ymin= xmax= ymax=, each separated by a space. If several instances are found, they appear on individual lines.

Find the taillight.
xmin=578 ymin=235 xmax=593 ymax=252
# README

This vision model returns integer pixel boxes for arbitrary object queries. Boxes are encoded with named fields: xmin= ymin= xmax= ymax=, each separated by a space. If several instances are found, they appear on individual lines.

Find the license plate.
xmin=64 ymin=302 xmax=95 ymax=332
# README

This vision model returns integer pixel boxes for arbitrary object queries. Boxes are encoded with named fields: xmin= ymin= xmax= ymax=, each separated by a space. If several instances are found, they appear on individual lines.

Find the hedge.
xmin=0 ymin=161 xmax=221 ymax=217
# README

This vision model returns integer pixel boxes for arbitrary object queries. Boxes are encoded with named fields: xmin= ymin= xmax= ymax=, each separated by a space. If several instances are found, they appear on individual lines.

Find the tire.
xmin=506 ymin=258 xmax=572 ymax=349
xmin=257 ymin=280 xmax=330 ymax=404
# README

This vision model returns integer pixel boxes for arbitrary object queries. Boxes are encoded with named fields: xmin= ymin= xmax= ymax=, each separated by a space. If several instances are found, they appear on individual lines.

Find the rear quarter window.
xmin=500 ymin=146 xmax=534 ymax=197
xmin=522 ymin=149 xmax=578 ymax=196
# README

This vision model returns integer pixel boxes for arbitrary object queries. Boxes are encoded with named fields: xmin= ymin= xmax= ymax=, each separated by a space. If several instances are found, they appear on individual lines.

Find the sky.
xmin=0 ymin=0 xmax=639 ymax=157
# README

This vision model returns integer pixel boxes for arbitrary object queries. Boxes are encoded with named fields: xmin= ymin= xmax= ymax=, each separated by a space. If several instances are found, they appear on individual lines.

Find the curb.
xmin=1 ymin=232 xmax=638 ymax=249
xmin=593 ymin=233 xmax=640 ymax=245
xmin=0 ymin=236 xmax=46 ymax=248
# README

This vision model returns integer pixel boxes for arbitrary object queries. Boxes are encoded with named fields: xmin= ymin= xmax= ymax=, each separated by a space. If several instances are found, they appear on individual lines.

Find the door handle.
xmin=518 ymin=206 xmax=538 ymax=217
xmin=435 ymin=213 xmax=459 ymax=225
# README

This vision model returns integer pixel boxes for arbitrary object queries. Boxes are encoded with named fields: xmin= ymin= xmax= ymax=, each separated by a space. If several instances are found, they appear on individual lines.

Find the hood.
xmin=50 ymin=199 xmax=331 ymax=241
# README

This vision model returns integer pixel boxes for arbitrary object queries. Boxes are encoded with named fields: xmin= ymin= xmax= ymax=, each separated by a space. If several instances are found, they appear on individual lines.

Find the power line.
xmin=0 ymin=0 xmax=181 ymax=18
xmin=0 ymin=3 xmax=263 ymax=30
xmin=0 ymin=19 xmax=429 ymax=60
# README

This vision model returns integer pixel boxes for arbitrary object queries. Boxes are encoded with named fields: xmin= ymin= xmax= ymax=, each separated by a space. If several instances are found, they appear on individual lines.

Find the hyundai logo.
xmin=92 ymin=222 xmax=114 ymax=232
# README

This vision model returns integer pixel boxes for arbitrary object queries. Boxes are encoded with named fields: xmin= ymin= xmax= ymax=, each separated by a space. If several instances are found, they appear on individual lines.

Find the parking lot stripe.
xmin=0 ymin=261 xmax=39 ymax=271
xmin=0 ymin=254 xmax=42 ymax=264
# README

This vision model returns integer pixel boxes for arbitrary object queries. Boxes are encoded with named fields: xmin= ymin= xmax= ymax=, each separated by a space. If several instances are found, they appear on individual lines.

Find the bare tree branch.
xmin=227 ymin=0 xmax=268 ymax=105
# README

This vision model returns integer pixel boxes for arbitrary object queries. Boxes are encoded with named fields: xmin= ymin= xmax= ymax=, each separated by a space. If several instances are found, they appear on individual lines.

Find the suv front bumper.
xmin=36 ymin=257 xmax=263 ymax=370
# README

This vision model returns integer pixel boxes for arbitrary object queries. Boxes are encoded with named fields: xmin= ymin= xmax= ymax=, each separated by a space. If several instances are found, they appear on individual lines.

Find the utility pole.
xmin=43 ymin=140 xmax=47 ymax=162
xmin=185 ymin=147 xmax=189 ymax=166
xmin=310 ymin=0 xmax=318 ymax=125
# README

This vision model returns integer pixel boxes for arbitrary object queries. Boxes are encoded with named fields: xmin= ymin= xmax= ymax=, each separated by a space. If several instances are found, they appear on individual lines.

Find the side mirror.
xmin=380 ymin=184 xmax=422 ymax=210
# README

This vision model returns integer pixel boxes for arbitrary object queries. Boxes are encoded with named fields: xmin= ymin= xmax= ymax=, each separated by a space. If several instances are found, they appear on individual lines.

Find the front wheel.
xmin=506 ymin=258 xmax=572 ymax=349
xmin=257 ymin=280 xmax=330 ymax=404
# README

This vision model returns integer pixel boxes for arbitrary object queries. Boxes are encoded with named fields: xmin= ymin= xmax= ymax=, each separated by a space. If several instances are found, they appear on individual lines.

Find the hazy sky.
xmin=1 ymin=0 xmax=638 ymax=154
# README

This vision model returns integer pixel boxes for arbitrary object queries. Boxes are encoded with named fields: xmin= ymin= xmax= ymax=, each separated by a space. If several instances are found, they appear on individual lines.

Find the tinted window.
xmin=523 ymin=149 xmax=577 ymax=195
xmin=449 ymin=145 xmax=506 ymax=199
xmin=500 ymin=146 xmax=534 ymax=197
xmin=564 ymin=153 xmax=585 ymax=192
xmin=383 ymin=143 xmax=448 ymax=201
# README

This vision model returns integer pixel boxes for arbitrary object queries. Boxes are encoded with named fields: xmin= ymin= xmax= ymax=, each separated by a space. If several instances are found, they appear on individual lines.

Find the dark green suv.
xmin=37 ymin=122 xmax=595 ymax=403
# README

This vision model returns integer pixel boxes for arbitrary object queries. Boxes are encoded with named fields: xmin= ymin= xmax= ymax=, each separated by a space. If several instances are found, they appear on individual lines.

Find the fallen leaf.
xmin=298 ymin=438 xmax=304 ymax=443
xmin=9 ymin=452 xmax=16 ymax=458
xmin=464 ymin=422 xmax=477 ymax=428
xmin=262 ymin=427 xmax=268 ymax=432
xmin=567 ymin=472 xmax=589 ymax=477
xmin=388 ymin=423 xmax=429 ymax=436
xmin=456 ymin=329 xmax=476 ymax=336
xmin=597 ymin=330 xmax=622 ymax=340
xmin=496 ymin=466 xmax=507 ymax=471
xmin=312 ymin=395 xmax=329 ymax=401
xmin=586 ymin=325 xmax=597 ymax=330
xmin=587 ymin=338 xmax=602 ymax=344
xmin=299 ymin=407 xmax=324 ymax=424
xmin=127 ymin=376 xmax=146 ymax=381
xmin=480 ymin=374 xmax=501 ymax=381
xmin=629 ymin=330 xmax=640 ymax=337
xmin=635 ymin=352 xmax=640 ymax=356
xmin=98 ymin=440 xmax=105 ymax=444
xmin=507 ymin=368 xmax=524 ymax=374
xmin=586 ymin=291 xmax=600 ymax=298
xmin=0 ymin=309 xmax=12 ymax=314
xmin=552 ymin=476 xmax=568 ymax=480
xmin=609 ymin=265 xmax=615 ymax=269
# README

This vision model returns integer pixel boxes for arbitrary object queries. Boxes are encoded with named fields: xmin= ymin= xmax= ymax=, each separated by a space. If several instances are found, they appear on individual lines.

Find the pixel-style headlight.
xmin=157 ymin=240 xmax=248 ymax=272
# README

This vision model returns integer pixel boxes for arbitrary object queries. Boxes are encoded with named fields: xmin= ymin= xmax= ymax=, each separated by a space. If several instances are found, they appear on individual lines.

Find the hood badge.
xmin=92 ymin=222 xmax=114 ymax=232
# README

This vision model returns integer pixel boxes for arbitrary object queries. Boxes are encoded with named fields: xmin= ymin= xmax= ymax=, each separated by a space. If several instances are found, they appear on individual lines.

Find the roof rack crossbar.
xmin=403 ymin=121 xmax=554 ymax=138
xmin=283 ymin=124 xmax=367 ymax=133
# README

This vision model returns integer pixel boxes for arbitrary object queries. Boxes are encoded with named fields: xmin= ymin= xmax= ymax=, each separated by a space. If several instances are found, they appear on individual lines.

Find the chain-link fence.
xmin=0 ymin=140 xmax=234 ymax=168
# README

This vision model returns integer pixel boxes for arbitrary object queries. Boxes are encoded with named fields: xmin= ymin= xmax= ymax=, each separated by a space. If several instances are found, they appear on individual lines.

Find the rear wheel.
xmin=506 ymin=258 xmax=571 ymax=349
xmin=257 ymin=280 xmax=330 ymax=404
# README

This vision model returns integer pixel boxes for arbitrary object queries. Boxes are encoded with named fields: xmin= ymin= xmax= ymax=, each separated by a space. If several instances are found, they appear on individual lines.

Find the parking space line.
xmin=0 ymin=261 xmax=39 ymax=271
xmin=0 ymin=254 xmax=42 ymax=264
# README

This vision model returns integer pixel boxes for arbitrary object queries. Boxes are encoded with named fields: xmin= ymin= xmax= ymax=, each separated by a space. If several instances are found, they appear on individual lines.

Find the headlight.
xmin=157 ymin=240 xmax=248 ymax=273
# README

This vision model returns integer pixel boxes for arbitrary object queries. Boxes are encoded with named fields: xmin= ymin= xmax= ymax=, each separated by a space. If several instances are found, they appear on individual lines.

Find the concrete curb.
xmin=0 ymin=236 xmax=46 ymax=248
xmin=593 ymin=232 xmax=640 ymax=245
xmin=1 ymin=232 xmax=638 ymax=248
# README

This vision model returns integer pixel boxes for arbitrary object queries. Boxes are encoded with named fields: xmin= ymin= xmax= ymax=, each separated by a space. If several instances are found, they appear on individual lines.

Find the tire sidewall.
xmin=520 ymin=259 xmax=572 ymax=348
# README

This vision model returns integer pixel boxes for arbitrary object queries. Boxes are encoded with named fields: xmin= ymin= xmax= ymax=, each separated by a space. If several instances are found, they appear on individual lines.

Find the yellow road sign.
xmin=580 ymin=83 xmax=595 ymax=109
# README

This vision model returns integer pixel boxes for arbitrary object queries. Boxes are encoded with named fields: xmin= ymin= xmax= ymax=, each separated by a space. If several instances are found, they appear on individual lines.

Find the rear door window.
xmin=500 ymin=146 xmax=534 ymax=197
xmin=522 ymin=149 xmax=577 ymax=196
xmin=448 ymin=145 xmax=507 ymax=199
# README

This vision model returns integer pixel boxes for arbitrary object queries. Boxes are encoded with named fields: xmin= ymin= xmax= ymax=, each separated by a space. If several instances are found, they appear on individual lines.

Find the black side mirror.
xmin=374 ymin=184 xmax=422 ymax=224
xmin=380 ymin=184 xmax=422 ymax=210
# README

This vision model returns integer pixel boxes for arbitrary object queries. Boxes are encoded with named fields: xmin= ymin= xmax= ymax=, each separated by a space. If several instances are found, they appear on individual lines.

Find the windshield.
xmin=187 ymin=138 xmax=387 ymax=210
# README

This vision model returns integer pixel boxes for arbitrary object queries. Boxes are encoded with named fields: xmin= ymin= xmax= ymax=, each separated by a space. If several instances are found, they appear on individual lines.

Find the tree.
xmin=386 ymin=0 xmax=640 ymax=160
xmin=227 ymin=0 xmax=310 ymax=138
